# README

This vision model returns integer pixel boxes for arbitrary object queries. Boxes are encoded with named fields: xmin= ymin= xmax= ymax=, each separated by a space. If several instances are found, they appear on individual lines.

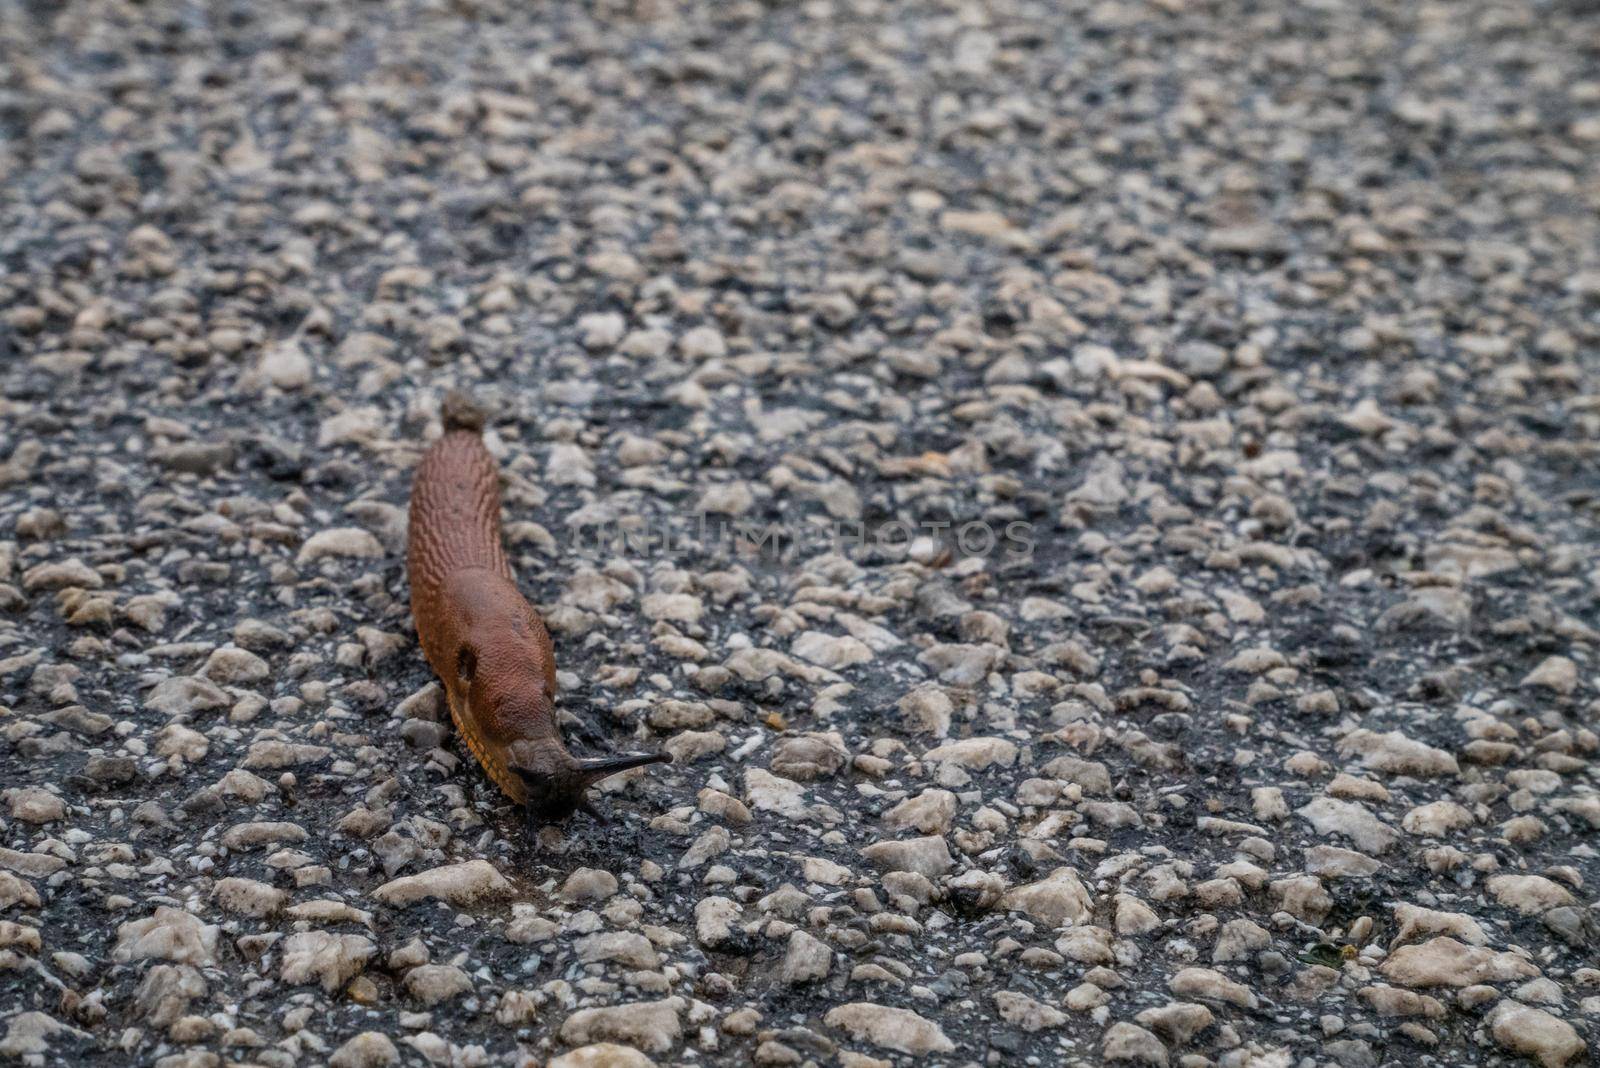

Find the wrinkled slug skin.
xmin=407 ymin=412 xmax=555 ymax=805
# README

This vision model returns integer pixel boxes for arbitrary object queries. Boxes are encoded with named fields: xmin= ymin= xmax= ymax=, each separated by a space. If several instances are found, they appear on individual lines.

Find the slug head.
xmin=514 ymin=744 xmax=672 ymax=823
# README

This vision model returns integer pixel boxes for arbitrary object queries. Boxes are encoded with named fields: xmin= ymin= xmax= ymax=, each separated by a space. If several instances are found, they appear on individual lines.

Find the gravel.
xmin=2 ymin=0 xmax=1599 ymax=1066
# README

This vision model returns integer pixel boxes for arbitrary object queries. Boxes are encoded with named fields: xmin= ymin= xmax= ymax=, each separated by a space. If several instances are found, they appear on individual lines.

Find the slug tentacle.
xmin=407 ymin=392 xmax=668 ymax=820
xmin=579 ymin=751 xmax=675 ymax=781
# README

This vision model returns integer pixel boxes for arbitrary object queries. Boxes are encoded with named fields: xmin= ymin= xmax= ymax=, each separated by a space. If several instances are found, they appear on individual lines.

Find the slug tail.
xmin=441 ymin=390 xmax=488 ymax=433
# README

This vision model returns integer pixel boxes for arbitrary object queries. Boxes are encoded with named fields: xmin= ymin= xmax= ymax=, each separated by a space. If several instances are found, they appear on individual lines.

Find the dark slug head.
xmin=513 ymin=743 xmax=672 ymax=823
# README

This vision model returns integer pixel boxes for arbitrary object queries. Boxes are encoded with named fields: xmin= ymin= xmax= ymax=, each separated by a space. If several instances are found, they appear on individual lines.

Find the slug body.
xmin=407 ymin=395 xmax=667 ymax=820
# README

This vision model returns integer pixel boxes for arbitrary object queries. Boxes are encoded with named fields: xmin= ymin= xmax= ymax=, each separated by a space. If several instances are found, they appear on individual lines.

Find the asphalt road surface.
xmin=1 ymin=1 xmax=1598 ymax=1066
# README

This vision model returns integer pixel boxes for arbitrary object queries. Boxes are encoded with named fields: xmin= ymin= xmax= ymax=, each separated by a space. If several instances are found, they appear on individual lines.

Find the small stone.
xmin=4 ymin=788 xmax=66 ymax=824
xmin=791 ymin=632 xmax=873 ymax=670
xmin=1135 ymin=1003 xmax=1214 ymax=1046
xmin=1338 ymin=397 xmax=1397 ymax=436
xmin=1487 ymin=1001 xmax=1585 ymax=1068
xmin=882 ymin=790 xmax=958 ymax=835
xmin=279 ymin=932 xmax=376 ymax=993
xmin=640 ymin=592 xmax=703 ymax=624
xmin=898 ymin=686 xmax=953 ymax=737
xmin=993 ymin=991 xmax=1066 ymax=1031
xmin=1115 ymin=894 xmax=1160 ymax=935
xmin=505 ymin=907 xmax=559 ymax=945
xmin=1521 ymin=657 xmax=1578 ymax=696
xmin=1337 ymin=729 xmax=1459 ymax=777
xmin=695 ymin=896 xmax=744 ymax=948
xmin=1213 ymin=919 xmax=1271 ymax=962
xmin=1001 ymin=867 xmax=1094 ymax=927
xmin=1542 ymin=906 xmax=1595 ymax=947
xmin=547 ymin=443 xmax=596 ymax=487
xmin=296 ymin=528 xmax=385 ymax=565
xmin=260 ymin=340 xmax=313 ymax=389
xmin=155 ymin=724 xmax=209 ymax=762
xmin=770 ymin=733 xmax=849 ymax=781
xmin=373 ymin=861 xmax=512 ymax=907
xmin=1425 ymin=543 xmax=1520 ymax=580
xmin=242 ymin=741 xmax=331 ymax=770
xmin=578 ymin=312 xmax=627 ymax=351
xmin=1067 ymin=982 xmax=1110 ymax=1011
xmin=744 ymin=769 xmax=811 ymax=821
xmin=1056 ymin=925 xmax=1115 ymax=964
xmin=0 ymin=872 xmax=42 ymax=911
xmin=1297 ymin=797 xmax=1399 ymax=854
xmin=21 ymin=558 xmax=103 ymax=592
xmin=577 ymin=932 xmax=660 ymax=970
xmin=779 ymin=930 xmax=831 ymax=984
xmin=921 ymin=737 xmax=1018 ymax=770
xmin=1171 ymin=340 xmax=1227 ymax=377
xmin=697 ymin=483 xmax=754 ymax=516
xmin=1206 ymin=222 xmax=1287 ymax=254
xmin=1379 ymin=937 xmax=1537 ymax=988
xmin=1272 ymin=875 xmax=1333 ymax=924
xmin=560 ymin=868 xmax=620 ymax=902
xmin=211 ymin=878 xmax=287 ymax=918
xmin=823 ymin=1003 xmax=954 ymax=1055
xmin=917 ymin=644 xmax=1004 ymax=685
xmin=678 ymin=325 xmax=727 ymax=360
xmin=0 ymin=1012 xmax=88 ymax=1059
xmin=941 ymin=209 xmax=1024 ymax=244
xmin=1102 ymin=1021 xmax=1168 ymax=1064
xmin=1168 ymin=967 xmax=1258 ymax=1009
xmin=549 ymin=1046 xmax=657 ymax=1068
xmin=1380 ymin=587 xmax=1472 ymax=630
xmin=220 ymin=821 xmax=308 ymax=850
xmin=1401 ymin=800 xmax=1475 ymax=836
xmin=144 ymin=676 xmax=230 ymax=717
xmin=1391 ymin=904 xmax=1488 ymax=946
xmin=199 ymin=645 xmax=270 ymax=684
xmin=679 ymin=826 xmax=731 ymax=869
xmin=329 ymin=1032 xmax=400 ymax=1068
xmin=860 ymin=836 xmax=954 ymax=878
xmin=404 ymin=964 xmax=474 ymax=1005
xmin=1358 ymin=987 xmax=1445 ymax=1018
xmin=1486 ymin=875 xmax=1575 ymax=915
xmin=113 ymin=908 xmax=219 ymax=966
xmin=1304 ymin=846 xmax=1381 ymax=878
xmin=559 ymin=998 xmax=684 ymax=1054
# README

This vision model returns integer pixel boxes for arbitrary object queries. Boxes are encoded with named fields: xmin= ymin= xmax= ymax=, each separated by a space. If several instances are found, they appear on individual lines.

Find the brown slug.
xmin=407 ymin=393 xmax=668 ymax=822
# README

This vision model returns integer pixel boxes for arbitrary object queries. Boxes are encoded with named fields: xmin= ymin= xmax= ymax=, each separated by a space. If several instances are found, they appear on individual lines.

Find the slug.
xmin=407 ymin=393 xmax=669 ymax=821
